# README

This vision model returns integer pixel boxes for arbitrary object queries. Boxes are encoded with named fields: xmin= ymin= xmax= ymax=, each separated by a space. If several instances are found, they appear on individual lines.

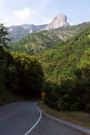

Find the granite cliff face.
xmin=9 ymin=14 xmax=70 ymax=42
xmin=47 ymin=14 xmax=69 ymax=29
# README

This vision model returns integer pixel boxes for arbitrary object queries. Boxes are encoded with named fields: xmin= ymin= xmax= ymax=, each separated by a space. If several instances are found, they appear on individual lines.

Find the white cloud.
xmin=0 ymin=0 xmax=52 ymax=26
xmin=13 ymin=8 xmax=36 ymax=19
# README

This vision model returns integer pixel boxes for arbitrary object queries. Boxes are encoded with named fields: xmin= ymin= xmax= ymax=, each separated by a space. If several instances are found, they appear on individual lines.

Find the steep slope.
xmin=9 ymin=30 xmax=62 ymax=54
xmin=51 ymin=22 xmax=90 ymax=40
xmin=37 ymin=24 xmax=90 ymax=112
xmin=9 ymin=22 xmax=90 ymax=54
xmin=9 ymin=24 xmax=47 ymax=42
xmin=45 ymin=14 xmax=69 ymax=30
xmin=35 ymin=24 xmax=90 ymax=84
xmin=9 ymin=14 xmax=70 ymax=42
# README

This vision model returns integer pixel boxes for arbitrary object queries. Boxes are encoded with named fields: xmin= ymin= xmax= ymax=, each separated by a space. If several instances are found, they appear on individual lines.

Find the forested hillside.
xmin=0 ymin=22 xmax=90 ymax=112
xmin=9 ymin=31 xmax=61 ymax=54
xmin=37 ymin=24 xmax=90 ymax=83
xmin=9 ymin=22 xmax=90 ymax=54
xmin=0 ymin=24 xmax=44 ymax=104
xmin=35 ymin=24 xmax=90 ymax=112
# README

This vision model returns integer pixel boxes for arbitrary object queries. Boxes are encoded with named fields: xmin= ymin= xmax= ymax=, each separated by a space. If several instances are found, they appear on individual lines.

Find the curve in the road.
xmin=0 ymin=102 xmax=41 ymax=135
xmin=24 ymin=108 xmax=42 ymax=135
xmin=0 ymin=102 xmax=87 ymax=135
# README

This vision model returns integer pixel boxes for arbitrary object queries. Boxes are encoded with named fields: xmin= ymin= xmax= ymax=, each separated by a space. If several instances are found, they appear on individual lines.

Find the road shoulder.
xmin=38 ymin=103 xmax=90 ymax=135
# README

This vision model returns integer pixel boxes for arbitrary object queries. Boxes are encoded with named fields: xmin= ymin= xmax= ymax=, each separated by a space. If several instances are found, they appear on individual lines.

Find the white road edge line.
xmin=24 ymin=109 xmax=42 ymax=135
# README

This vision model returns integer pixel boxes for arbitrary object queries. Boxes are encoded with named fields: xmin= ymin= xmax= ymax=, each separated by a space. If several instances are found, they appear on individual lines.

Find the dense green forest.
xmin=9 ymin=31 xmax=61 ymax=54
xmin=37 ymin=24 xmax=90 ymax=83
xmin=0 ymin=24 xmax=44 ymax=104
xmin=0 ymin=22 xmax=90 ymax=112
xmin=0 ymin=46 xmax=16 ymax=104
xmin=36 ymin=24 xmax=90 ymax=112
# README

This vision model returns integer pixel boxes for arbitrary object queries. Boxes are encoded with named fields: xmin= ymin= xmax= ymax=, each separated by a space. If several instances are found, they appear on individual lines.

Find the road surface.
xmin=0 ymin=102 xmax=86 ymax=135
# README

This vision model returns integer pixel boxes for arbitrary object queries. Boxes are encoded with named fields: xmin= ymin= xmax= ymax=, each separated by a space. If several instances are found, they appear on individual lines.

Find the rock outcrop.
xmin=46 ymin=14 xmax=70 ymax=30
xmin=9 ymin=13 xmax=70 ymax=42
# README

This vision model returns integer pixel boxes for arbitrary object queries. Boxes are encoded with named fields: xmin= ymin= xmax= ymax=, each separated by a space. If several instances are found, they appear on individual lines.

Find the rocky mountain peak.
xmin=46 ymin=14 xmax=70 ymax=30
xmin=9 ymin=13 xmax=70 ymax=42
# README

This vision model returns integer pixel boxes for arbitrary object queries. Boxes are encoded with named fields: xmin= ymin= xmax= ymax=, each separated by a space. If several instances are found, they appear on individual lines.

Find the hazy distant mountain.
xmin=8 ymin=24 xmax=47 ymax=42
xmin=9 ymin=14 xmax=70 ymax=42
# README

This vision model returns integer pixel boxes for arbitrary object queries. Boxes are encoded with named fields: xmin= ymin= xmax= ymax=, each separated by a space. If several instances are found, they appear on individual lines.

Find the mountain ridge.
xmin=9 ymin=22 xmax=90 ymax=54
xmin=9 ymin=14 xmax=69 ymax=42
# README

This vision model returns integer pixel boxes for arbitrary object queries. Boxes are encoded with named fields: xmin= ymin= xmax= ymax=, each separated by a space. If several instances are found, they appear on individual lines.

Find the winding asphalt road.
xmin=0 ymin=102 xmax=86 ymax=135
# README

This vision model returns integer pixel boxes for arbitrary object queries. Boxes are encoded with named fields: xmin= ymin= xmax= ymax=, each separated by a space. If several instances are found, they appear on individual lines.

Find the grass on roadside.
xmin=38 ymin=101 xmax=90 ymax=129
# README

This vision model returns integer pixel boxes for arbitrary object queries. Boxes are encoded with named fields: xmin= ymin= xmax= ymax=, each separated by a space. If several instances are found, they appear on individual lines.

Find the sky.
xmin=0 ymin=0 xmax=90 ymax=26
